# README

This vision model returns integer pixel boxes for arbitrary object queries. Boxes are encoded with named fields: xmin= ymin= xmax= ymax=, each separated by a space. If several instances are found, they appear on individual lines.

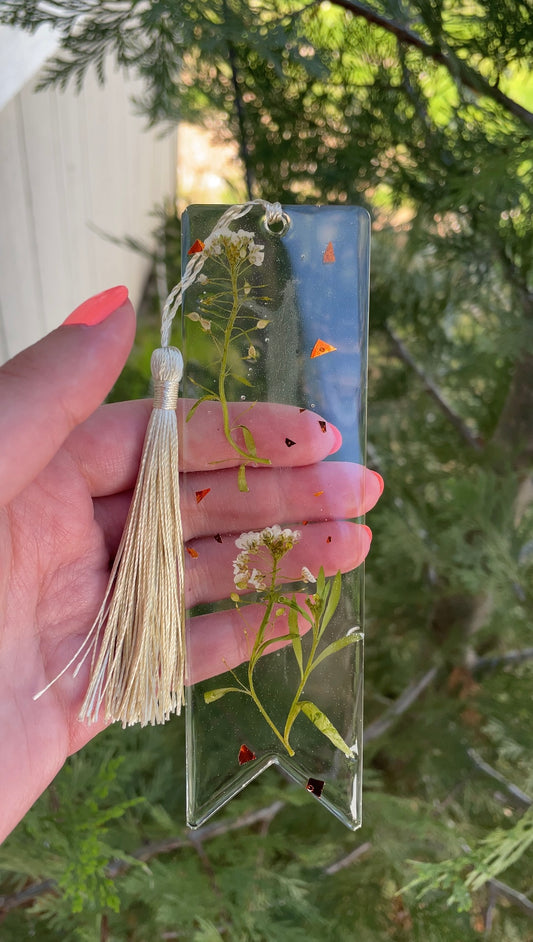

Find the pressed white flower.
xmin=282 ymin=527 xmax=300 ymax=542
xmin=248 ymin=568 xmax=266 ymax=591
xmin=261 ymin=524 xmax=282 ymax=543
xmin=301 ymin=566 xmax=316 ymax=584
xmin=248 ymin=246 xmax=265 ymax=266
xmin=187 ymin=311 xmax=201 ymax=321
xmin=198 ymin=273 xmax=208 ymax=284
xmin=235 ymin=531 xmax=262 ymax=552
xmin=199 ymin=317 xmax=211 ymax=332
xmin=233 ymin=551 xmax=250 ymax=588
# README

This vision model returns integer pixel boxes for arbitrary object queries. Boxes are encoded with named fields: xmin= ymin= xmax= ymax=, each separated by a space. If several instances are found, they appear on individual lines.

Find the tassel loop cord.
xmin=35 ymin=199 xmax=287 ymax=728
xmin=160 ymin=200 xmax=288 ymax=347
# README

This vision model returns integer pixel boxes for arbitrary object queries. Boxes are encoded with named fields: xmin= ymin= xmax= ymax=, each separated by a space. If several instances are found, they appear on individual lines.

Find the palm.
xmin=1 ymin=442 xmax=111 ymax=816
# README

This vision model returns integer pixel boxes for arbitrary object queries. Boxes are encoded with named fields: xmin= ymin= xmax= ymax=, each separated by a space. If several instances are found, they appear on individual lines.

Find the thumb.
xmin=0 ymin=286 xmax=136 ymax=507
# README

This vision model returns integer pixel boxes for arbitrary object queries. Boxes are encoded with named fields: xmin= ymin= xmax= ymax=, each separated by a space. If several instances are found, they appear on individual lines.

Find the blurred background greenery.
xmin=0 ymin=1 xmax=532 ymax=938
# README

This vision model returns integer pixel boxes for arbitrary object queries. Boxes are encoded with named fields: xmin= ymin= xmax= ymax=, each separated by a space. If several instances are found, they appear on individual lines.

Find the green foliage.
xmin=1 ymin=0 xmax=532 ymax=938
xmin=404 ymin=807 xmax=533 ymax=911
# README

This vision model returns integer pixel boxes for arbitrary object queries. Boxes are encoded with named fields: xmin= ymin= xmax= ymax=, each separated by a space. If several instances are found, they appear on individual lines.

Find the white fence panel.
xmin=0 ymin=56 xmax=177 ymax=362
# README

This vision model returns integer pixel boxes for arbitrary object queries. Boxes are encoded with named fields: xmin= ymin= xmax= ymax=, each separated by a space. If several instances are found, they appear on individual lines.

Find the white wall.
xmin=0 ymin=27 xmax=177 ymax=361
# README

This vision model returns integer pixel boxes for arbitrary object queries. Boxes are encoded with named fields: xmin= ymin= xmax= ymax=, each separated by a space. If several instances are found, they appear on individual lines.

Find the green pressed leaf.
xmin=316 ymin=566 xmax=326 ymax=597
xmin=288 ymin=604 xmax=303 ymax=676
xmin=309 ymin=632 xmax=361 ymax=673
xmin=232 ymin=373 xmax=254 ymax=387
xmin=318 ymin=570 xmax=342 ymax=638
xmin=238 ymin=464 xmax=249 ymax=492
xmin=298 ymin=700 xmax=354 ymax=757
xmin=236 ymin=423 xmax=258 ymax=457
xmin=186 ymin=393 xmax=218 ymax=422
xmin=252 ymin=632 xmax=292 ymax=664
xmin=203 ymin=686 xmax=246 ymax=704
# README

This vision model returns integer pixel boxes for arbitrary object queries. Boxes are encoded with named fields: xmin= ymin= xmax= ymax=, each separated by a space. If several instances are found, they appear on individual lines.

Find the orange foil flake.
xmin=238 ymin=744 xmax=256 ymax=765
xmin=195 ymin=488 xmax=211 ymax=503
xmin=186 ymin=546 xmax=199 ymax=558
xmin=310 ymin=339 xmax=337 ymax=359
xmin=302 ymin=520 xmax=309 ymax=526
xmin=187 ymin=239 xmax=205 ymax=255
xmin=326 ymin=536 xmax=332 ymax=543
xmin=314 ymin=490 xmax=324 ymax=497
xmin=323 ymin=242 xmax=336 ymax=264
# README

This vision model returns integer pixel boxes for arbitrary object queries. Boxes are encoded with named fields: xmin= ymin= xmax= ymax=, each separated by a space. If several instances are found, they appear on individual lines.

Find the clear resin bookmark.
xmin=182 ymin=203 xmax=370 ymax=829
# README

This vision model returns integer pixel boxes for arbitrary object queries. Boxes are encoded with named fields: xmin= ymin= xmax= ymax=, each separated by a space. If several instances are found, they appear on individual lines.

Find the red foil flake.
xmin=306 ymin=777 xmax=324 ymax=797
xmin=318 ymin=420 xmax=327 ymax=433
xmin=310 ymin=339 xmax=337 ymax=359
xmin=195 ymin=488 xmax=211 ymax=503
xmin=323 ymin=242 xmax=336 ymax=264
xmin=326 ymin=536 xmax=332 ymax=543
xmin=187 ymin=239 xmax=205 ymax=255
xmin=186 ymin=546 xmax=199 ymax=558
xmin=238 ymin=744 xmax=256 ymax=765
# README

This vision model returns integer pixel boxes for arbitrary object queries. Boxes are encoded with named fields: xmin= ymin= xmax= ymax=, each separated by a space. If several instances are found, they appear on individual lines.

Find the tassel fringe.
xmin=36 ymin=347 xmax=185 ymax=727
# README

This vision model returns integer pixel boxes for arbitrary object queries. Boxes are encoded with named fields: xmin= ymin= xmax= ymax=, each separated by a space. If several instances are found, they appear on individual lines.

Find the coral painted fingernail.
xmin=361 ymin=524 xmax=372 ymax=542
xmin=63 ymin=286 xmax=129 ymax=326
xmin=370 ymin=470 xmax=384 ymax=496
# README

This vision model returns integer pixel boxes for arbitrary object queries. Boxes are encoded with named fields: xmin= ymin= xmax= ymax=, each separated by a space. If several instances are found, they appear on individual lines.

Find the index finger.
xmin=67 ymin=399 xmax=342 ymax=497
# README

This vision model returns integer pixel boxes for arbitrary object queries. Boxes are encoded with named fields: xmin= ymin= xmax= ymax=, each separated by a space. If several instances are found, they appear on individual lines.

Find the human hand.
xmin=0 ymin=287 xmax=382 ymax=842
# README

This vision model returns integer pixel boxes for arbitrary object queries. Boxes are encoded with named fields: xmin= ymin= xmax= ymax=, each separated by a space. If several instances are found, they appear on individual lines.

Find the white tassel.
xmin=35 ymin=347 xmax=185 ymax=727
xmin=82 ymin=347 xmax=185 ymax=726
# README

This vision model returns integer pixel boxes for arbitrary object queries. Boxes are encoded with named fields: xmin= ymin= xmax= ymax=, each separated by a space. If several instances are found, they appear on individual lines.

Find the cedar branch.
xmin=323 ymin=0 xmax=533 ymax=130
xmin=364 ymin=666 xmax=438 ymax=742
xmin=468 ymin=748 xmax=532 ymax=810
xmin=0 ymin=802 xmax=286 ymax=913
xmin=385 ymin=323 xmax=483 ymax=450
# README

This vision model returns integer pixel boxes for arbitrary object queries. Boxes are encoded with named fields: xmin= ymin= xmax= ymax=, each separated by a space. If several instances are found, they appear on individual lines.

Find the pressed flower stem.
xmin=247 ymin=561 xmax=295 ymax=756
xmin=283 ymin=616 xmax=321 ymax=747
xmin=218 ymin=264 xmax=270 ymax=488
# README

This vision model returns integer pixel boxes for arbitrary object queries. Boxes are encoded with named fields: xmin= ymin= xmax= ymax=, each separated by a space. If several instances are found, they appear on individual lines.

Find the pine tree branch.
xmin=486 ymin=878 xmax=533 ymax=920
xmin=467 ymin=749 xmax=532 ymax=810
xmin=322 ymin=0 xmax=533 ymax=130
xmin=324 ymin=841 xmax=372 ymax=874
xmin=385 ymin=323 xmax=483 ymax=450
xmin=364 ymin=666 xmax=438 ymax=742
xmin=108 ymin=799 xmax=286 ymax=874
xmin=0 ymin=802 xmax=285 ymax=914
xmin=470 ymin=646 xmax=533 ymax=674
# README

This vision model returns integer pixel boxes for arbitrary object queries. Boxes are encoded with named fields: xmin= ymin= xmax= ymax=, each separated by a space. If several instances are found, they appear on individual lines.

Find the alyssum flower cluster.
xmin=233 ymin=526 xmax=316 ymax=592
xmin=202 ymin=227 xmax=265 ymax=268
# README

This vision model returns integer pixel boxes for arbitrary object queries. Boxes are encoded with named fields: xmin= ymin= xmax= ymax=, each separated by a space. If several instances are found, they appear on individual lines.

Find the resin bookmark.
xmin=182 ymin=204 xmax=370 ymax=829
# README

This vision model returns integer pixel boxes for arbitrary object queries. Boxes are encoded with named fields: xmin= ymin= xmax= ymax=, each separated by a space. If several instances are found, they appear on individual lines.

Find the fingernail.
xmin=63 ymin=286 xmax=129 ymax=326
xmin=370 ymin=470 xmax=384 ymax=496
xmin=328 ymin=423 xmax=343 ymax=455
xmin=361 ymin=524 xmax=373 ymax=542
